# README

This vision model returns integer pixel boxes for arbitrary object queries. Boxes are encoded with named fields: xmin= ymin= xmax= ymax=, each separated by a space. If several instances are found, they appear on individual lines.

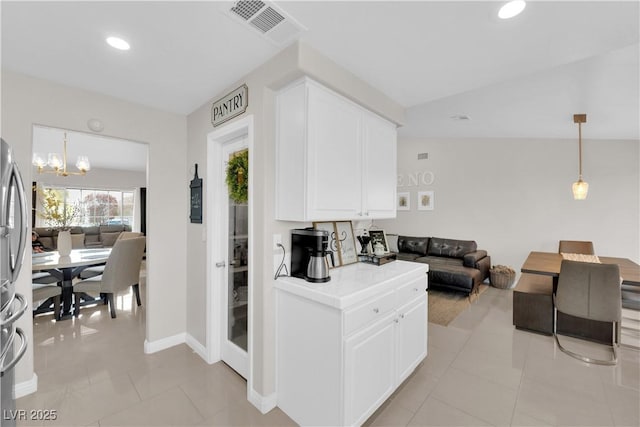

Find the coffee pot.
xmin=291 ymin=228 xmax=334 ymax=283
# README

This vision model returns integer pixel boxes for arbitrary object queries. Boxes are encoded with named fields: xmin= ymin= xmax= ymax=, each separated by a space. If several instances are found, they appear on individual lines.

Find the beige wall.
xmin=375 ymin=137 xmax=640 ymax=272
xmin=1 ymin=70 xmax=188 ymax=386
xmin=186 ymin=41 xmax=405 ymax=398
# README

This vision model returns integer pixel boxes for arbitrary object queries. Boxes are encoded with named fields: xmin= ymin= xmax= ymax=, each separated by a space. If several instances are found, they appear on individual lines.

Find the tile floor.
xmin=17 ymin=285 xmax=640 ymax=426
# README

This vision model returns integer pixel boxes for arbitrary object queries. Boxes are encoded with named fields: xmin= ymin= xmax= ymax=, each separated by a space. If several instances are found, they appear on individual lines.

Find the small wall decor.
xmin=418 ymin=191 xmax=434 ymax=211
xmin=226 ymin=150 xmax=248 ymax=203
xmin=190 ymin=164 xmax=203 ymax=223
xmin=211 ymin=84 xmax=248 ymax=127
xmin=397 ymin=192 xmax=410 ymax=211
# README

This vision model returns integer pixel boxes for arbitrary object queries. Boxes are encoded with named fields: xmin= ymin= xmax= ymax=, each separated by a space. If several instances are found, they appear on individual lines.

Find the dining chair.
xmin=558 ymin=240 xmax=595 ymax=255
xmin=553 ymin=260 xmax=621 ymax=365
xmin=32 ymin=271 xmax=59 ymax=285
xmin=72 ymin=237 xmax=146 ymax=318
xmin=32 ymin=283 xmax=62 ymax=320
xmin=79 ymin=232 xmax=144 ymax=280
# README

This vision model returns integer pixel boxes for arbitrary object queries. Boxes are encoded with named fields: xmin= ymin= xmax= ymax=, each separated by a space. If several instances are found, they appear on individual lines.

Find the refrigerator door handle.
xmin=0 ymin=293 xmax=27 ymax=328
xmin=8 ymin=165 xmax=28 ymax=283
xmin=0 ymin=327 xmax=27 ymax=376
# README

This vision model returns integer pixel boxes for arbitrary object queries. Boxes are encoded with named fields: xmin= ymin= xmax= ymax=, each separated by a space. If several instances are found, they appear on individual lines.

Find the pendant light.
xmin=572 ymin=114 xmax=588 ymax=200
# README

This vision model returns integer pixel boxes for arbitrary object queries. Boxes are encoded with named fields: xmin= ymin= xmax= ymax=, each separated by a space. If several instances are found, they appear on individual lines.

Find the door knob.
xmin=215 ymin=261 xmax=226 ymax=268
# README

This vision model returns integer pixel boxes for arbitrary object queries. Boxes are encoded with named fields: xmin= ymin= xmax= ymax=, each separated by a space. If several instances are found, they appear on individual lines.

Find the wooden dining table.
xmin=32 ymin=248 xmax=111 ymax=319
xmin=521 ymin=251 xmax=640 ymax=289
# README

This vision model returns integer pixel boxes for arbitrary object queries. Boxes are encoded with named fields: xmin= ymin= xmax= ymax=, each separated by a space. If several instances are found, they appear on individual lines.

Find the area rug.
xmin=428 ymin=284 xmax=489 ymax=326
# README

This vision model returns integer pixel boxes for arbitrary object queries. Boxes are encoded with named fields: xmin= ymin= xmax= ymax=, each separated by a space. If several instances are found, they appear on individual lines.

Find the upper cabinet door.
xmin=306 ymin=84 xmax=362 ymax=221
xmin=362 ymin=112 xmax=397 ymax=219
xmin=275 ymin=77 xmax=397 ymax=222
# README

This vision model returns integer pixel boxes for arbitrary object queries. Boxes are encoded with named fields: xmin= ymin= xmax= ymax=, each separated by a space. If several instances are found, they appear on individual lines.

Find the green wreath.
xmin=226 ymin=150 xmax=249 ymax=203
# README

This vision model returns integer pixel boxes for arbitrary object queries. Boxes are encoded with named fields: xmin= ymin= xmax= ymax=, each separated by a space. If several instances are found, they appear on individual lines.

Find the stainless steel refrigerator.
xmin=1 ymin=138 xmax=29 ymax=427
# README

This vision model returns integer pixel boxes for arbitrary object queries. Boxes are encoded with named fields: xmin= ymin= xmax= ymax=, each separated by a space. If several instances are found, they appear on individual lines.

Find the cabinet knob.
xmin=373 ymin=308 xmax=379 ymax=314
xmin=413 ymin=288 xmax=419 ymax=292
xmin=400 ymin=313 xmax=405 ymax=319
xmin=394 ymin=318 xmax=399 ymax=323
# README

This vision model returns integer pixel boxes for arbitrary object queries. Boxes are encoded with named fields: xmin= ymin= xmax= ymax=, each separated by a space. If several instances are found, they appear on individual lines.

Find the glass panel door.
xmin=228 ymin=183 xmax=248 ymax=351
xmin=220 ymin=138 xmax=248 ymax=378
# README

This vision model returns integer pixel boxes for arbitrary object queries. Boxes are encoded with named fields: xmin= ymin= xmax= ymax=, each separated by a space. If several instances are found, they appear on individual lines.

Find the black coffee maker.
xmin=291 ymin=228 xmax=334 ymax=283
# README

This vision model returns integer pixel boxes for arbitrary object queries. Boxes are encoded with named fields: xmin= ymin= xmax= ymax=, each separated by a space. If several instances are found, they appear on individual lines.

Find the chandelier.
xmin=32 ymin=132 xmax=91 ymax=176
xmin=571 ymin=114 xmax=588 ymax=200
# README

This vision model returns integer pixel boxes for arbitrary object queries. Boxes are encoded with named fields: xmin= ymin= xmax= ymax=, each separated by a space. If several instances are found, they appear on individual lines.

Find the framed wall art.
xmin=190 ymin=164 xmax=203 ymax=223
xmin=397 ymin=192 xmax=410 ymax=211
xmin=418 ymin=191 xmax=434 ymax=211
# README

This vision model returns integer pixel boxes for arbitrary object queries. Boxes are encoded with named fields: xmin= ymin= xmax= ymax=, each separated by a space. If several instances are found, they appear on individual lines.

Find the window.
xmin=36 ymin=185 xmax=135 ymax=228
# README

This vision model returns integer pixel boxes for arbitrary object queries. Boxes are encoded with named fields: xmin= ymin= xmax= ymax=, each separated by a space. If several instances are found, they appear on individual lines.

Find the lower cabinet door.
xmin=396 ymin=296 xmax=428 ymax=383
xmin=344 ymin=313 xmax=396 ymax=426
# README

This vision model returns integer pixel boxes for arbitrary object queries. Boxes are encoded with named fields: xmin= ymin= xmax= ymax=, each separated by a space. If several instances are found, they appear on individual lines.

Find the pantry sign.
xmin=211 ymin=84 xmax=248 ymax=127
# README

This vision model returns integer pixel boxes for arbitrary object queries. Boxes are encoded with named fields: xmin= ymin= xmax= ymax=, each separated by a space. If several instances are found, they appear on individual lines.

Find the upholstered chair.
xmin=32 ymin=283 xmax=62 ymax=320
xmin=553 ymin=260 xmax=621 ymax=365
xmin=72 ymin=237 xmax=146 ymax=318
xmin=79 ymin=232 xmax=144 ymax=280
xmin=558 ymin=240 xmax=595 ymax=255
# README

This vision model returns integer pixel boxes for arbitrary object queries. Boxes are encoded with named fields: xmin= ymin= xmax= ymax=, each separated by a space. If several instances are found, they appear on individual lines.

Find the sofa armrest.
xmin=463 ymin=250 xmax=487 ymax=267
xmin=475 ymin=256 xmax=491 ymax=281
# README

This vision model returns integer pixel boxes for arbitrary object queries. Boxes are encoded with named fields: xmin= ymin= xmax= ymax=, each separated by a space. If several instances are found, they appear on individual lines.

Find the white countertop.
xmin=275 ymin=260 xmax=428 ymax=309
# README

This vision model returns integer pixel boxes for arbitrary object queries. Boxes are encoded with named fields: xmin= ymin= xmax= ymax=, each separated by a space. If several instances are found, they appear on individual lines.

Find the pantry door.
xmin=218 ymin=137 xmax=249 ymax=378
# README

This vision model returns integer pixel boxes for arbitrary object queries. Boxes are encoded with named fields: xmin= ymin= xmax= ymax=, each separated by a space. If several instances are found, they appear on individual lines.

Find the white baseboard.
xmin=14 ymin=373 xmax=38 ymax=399
xmin=248 ymin=387 xmax=277 ymax=414
xmin=185 ymin=334 xmax=208 ymax=362
xmin=144 ymin=333 xmax=186 ymax=354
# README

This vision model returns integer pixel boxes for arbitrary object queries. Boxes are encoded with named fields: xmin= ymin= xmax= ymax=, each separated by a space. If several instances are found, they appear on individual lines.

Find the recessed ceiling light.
xmin=498 ymin=0 xmax=526 ymax=19
xmin=106 ymin=36 xmax=130 ymax=50
xmin=450 ymin=114 xmax=471 ymax=121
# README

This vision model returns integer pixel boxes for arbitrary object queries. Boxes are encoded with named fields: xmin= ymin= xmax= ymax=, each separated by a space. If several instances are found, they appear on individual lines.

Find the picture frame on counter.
xmin=418 ymin=190 xmax=434 ymax=211
xmin=397 ymin=192 xmax=410 ymax=211
xmin=368 ymin=229 xmax=389 ymax=254
xmin=335 ymin=221 xmax=357 ymax=266
xmin=312 ymin=221 xmax=357 ymax=267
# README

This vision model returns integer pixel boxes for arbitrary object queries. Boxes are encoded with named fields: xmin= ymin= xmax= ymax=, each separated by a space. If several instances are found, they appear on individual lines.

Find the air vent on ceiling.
xmin=225 ymin=0 xmax=306 ymax=46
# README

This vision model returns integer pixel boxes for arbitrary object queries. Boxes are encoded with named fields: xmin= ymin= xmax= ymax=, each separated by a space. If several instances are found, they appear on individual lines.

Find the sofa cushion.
xmin=429 ymin=265 xmax=481 ymax=292
xmin=415 ymin=255 xmax=463 ymax=267
xmin=397 ymin=236 xmax=430 ymax=256
xmin=396 ymin=252 xmax=422 ymax=261
xmin=71 ymin=233 xmax=85 ymax=249
xmin=100 ymin=232 xmax=121 ymax=247
xmin=428 ymin=237 xmax=477 ymax=259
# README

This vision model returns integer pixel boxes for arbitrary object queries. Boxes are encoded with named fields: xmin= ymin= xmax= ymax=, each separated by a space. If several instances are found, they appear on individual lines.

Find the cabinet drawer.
xmin=396 ymin=275 xmax=427 ymax=307
xmin=344 ymin=291 xmax=395 ymax=336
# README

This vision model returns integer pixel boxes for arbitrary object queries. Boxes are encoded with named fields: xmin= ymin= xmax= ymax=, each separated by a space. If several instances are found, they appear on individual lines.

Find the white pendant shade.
xmin=572 ymin=179 xmax=589 ymax=200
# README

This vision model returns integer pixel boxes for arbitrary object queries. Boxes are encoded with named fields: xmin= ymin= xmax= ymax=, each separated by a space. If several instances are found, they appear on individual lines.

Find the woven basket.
xmin=490 ymin=269 xmax=516 ymax=289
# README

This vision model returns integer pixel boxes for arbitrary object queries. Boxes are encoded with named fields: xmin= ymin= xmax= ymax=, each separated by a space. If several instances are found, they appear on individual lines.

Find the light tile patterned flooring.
xmin=18 ymin=286 xmax=639 ymax=426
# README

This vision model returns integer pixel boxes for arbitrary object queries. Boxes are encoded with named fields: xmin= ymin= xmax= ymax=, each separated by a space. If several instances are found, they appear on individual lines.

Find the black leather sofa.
xmin=394 ymin=236 xmax=491 ymax=295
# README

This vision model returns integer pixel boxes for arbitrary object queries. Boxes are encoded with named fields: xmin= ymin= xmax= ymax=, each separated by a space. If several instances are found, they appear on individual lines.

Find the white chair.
xmin=72 ymin=237 xmax=146 ymax=318
xmin=79 ymin=232 xmax=143 ymax=279
xmin=32 ymin=283 xmax=62 ymax=319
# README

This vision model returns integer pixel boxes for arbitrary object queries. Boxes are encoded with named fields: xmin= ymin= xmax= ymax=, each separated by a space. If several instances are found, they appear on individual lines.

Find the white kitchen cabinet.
xmin=275 ymin=261 xmax=428 ymax=426
xmin=275 ymin=77 xmax=397 ymax=221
